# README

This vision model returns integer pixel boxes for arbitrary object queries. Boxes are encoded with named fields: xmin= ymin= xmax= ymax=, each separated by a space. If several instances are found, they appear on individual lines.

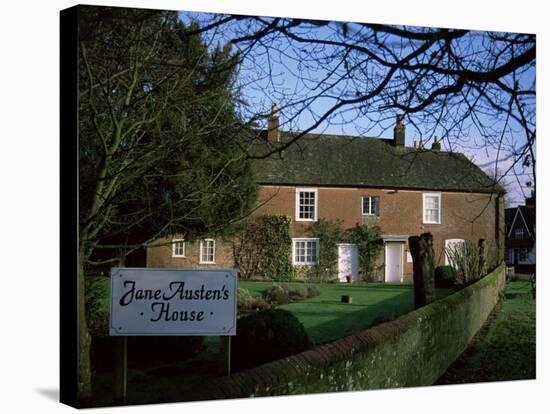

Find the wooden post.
xmin=408 ymin=232 xmax=436 ymax=309
xmin=220 ymin=336 xmax=231 ymax=376
xmin=114 ymin=336 xmax=127 ymax=405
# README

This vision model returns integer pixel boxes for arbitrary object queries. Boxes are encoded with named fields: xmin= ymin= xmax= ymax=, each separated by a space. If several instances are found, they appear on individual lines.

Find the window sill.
xmin=199 ymin=261 xmax=216 ymax=265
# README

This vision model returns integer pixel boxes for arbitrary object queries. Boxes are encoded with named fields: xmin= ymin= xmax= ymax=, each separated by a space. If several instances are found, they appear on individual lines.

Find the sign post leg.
xmin=220 ymin=336 xmax=231 ymax=376
xmin=114 ymin=336 xmax=127 ymax=405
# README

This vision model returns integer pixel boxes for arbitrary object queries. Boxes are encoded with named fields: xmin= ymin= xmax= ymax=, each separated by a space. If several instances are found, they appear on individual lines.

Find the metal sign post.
xmin=220 ymin=336 xmax=231 ymax=376
xmin=109 ymin=268 xmax=238 ymax=404
xmin=113 ymin=336 xmax=127 ymax=405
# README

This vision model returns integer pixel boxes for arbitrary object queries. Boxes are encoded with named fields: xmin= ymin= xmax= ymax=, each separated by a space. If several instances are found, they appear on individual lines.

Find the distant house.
xmin=147 ymin=107 xmax=505 ymax=283
xmin=505 ymin=194 xmax=536 ymax=274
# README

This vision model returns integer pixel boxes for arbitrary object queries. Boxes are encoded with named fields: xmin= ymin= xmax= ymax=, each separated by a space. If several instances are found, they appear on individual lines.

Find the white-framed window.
xmin=292 ymin=238 xmax=319 ymax=265
xmin=515 ymin=228 xmax=524 ymax=240
xmin=423 ymin=192 xmax=441 ymax=224
xmin=362 ymin=196 xmax=380 ymax=216
xmin=199 ymin=239 xmax=216 ymax=264
xmin=295 ymin=188 xmax=318 ymax=221
xmin=172 ymin=239 xmax=186 ymax=258
xmin=518 ymin=248 xmax=529 ymax=262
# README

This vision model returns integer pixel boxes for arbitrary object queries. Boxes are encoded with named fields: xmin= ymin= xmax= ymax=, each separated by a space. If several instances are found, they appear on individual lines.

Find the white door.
xmin=385 ymin=242 xmax=403 ymax=283
xmin=338 ymin=244 xmax=359 ymax=282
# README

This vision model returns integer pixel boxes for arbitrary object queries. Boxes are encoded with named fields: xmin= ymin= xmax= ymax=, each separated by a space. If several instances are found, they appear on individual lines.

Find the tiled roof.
xmin=251 ymin=132 xmax=503 ymax=194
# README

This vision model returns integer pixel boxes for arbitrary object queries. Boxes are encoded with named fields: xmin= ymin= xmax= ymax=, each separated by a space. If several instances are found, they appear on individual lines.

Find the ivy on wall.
xmin=233 ymin=215 xmax=293 ymax=281
xmin=345 ymin=224 xmax=383 ymax=282
xmin=310 ymin=219 xmax=342 ymax=281
xmin=234 ymin=216 xmax=383 ymax=282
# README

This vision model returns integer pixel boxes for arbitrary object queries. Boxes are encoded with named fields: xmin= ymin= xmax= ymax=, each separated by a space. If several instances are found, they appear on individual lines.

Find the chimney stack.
xmin=431 ymin=136 xmax=441 ymax=152
xmin=267 ymin=103 xmax=280 ymax=143
xmin=393 ymin=114 xmax=405 ymax=147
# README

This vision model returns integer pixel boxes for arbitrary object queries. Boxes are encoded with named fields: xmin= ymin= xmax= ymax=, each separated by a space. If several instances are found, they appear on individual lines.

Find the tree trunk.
xmin=78 ymin=252 xmax=92 ymax=406
xmin=408 ymin=232 xmax=436 ymax=309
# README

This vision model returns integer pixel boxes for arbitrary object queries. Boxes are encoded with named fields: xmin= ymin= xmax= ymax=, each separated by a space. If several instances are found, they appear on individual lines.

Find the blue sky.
xmin=178 ymin=11 xmax=535 ymax=206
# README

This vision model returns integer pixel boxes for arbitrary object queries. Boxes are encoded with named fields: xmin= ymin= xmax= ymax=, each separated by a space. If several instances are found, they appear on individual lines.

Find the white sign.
xmin=110 ymin=268 xmax=237 ymax=336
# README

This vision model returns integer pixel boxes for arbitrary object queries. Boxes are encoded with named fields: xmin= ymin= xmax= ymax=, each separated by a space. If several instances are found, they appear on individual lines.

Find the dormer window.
xmin=296 ymin=188 xmax=318 ymax=221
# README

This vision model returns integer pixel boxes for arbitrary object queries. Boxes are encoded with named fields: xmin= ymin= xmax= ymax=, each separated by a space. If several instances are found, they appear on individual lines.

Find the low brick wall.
xmin=197 ymin=264 xmax=506 ymax=399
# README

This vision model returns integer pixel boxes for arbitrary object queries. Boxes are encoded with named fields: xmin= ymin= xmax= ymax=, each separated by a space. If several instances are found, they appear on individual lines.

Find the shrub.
xmin=289 ymin=287 xmax=308 ymax=301
xmin=306 ymin=285 xmax=321 ymax=298
xmin=237 ymin=287 xmax=254 ymax=311
xmin=480 ymin=239 xmax=500 ymax=274
xmin=292 ymin=265 xmax=315 ymax=280
xmin=262 ymin=284 xmax=290 ymax=305
xmin=232 ymin=309 xmax=311 ymax=371
xmin=345 ymin=224 xmax=383 ymax=281
xmin=445 ymin=239 xmax=491 ymax=288
xmin=435 ymin=266 xmax=457 ymax=289
xmin=311 ymin=218 xmax=342 ymax=281
xmin=247 ymin=297 xmax=271 ymax=311
xmin=233 ymin=215 xmax=293 ymax=281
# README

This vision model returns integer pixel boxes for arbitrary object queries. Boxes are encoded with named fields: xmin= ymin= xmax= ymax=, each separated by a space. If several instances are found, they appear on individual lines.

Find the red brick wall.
xmin=146 ymin=236 xmax=234 ymax=269
xmin=255 ymin=185 xmax=501 ymax=280
xmin=146 ymin=185 xmax=501 ymax=282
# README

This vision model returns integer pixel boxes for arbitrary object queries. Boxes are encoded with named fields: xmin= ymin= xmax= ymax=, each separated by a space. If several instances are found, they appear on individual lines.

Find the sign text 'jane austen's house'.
xmin=147 ymin=108 xmax=505 ymax=283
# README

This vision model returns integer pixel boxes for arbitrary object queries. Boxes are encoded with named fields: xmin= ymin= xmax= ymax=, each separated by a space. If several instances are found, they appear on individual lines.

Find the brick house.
xmin=147 ymin=110 xmax=505 ymax=283
xmin=504 ymin=194 xmax=535 ymax=274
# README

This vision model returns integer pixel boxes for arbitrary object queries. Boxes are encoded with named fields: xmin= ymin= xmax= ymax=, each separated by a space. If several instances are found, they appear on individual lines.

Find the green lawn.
xmin=240 ymin=281 xmax=452 ymax=344
xmin=88 ymin=277 xmax=452 ymax=345
xmin=437 ymin=280 xmax=536 ymax=384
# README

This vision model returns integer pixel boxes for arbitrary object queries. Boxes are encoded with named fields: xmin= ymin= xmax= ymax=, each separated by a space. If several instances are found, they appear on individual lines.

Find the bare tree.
xmin=187 ymin=15 xmax=535 ymax=199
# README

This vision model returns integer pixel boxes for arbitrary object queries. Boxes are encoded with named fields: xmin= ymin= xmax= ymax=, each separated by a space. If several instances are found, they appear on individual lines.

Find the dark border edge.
xmin=60 ymin=4 xmax=79 ymax=408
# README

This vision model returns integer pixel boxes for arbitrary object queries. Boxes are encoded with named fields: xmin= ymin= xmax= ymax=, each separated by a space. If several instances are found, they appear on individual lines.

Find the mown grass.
xmin=437 ymin=280 xmax=536 ymax=384
xmin=87 ymin=277 xmax=453 ymax=345
xmin=240 ymin=281 xmax=452 ymax=344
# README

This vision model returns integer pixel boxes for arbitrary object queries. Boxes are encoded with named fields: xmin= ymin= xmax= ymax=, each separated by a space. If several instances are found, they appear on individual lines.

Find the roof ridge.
xmin=252 ymin=130 xmax=503 ymax=194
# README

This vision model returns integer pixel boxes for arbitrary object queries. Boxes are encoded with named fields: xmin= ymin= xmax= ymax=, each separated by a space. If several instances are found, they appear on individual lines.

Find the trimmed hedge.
xmin=262 ymin=284 xmax=290 ymax=305
xmin=231 ymin=308 xmax=311 ymax=372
